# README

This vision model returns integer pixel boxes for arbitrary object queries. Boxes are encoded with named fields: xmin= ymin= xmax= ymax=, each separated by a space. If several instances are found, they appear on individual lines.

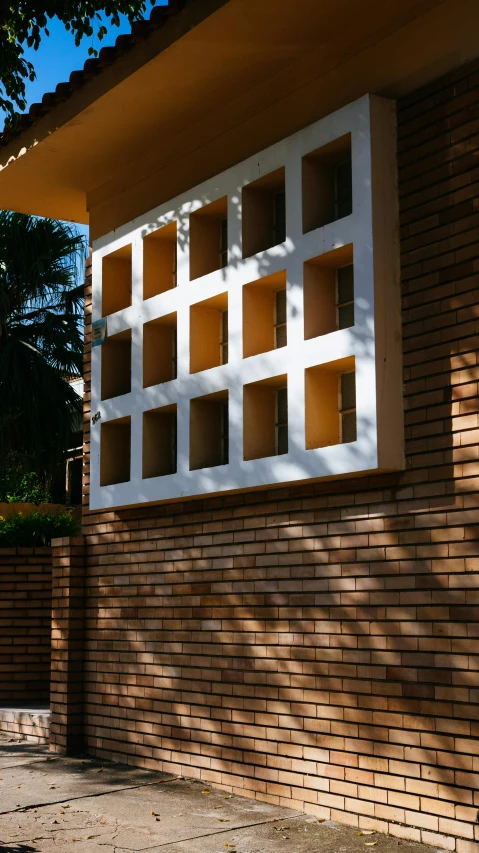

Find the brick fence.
xmin=0 ymin=547 xmax=52 ymax=704
xmin=50 ymin=60 xmax=479 ymax=850
xmin=50 ymin=537 xmax=86 ymax=754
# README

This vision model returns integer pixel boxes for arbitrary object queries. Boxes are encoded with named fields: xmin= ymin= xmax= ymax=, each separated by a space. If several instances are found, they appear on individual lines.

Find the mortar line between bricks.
xmin=0 ymin=777 xmax=180 ymax=816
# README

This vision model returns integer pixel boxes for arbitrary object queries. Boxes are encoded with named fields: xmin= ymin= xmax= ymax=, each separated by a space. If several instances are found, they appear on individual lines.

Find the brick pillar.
xmin=49 ymin=536 xmax=86 ymax=754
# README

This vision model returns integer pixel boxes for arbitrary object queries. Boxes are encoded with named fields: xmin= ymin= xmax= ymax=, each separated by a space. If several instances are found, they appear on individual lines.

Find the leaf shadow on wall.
xmin=81 ymin=173 xmax=479 ymax=828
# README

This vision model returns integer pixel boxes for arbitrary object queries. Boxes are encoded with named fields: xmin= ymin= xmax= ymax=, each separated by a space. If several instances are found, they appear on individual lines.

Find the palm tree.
xmin=0 ymin=211 xmax=86 ymax=479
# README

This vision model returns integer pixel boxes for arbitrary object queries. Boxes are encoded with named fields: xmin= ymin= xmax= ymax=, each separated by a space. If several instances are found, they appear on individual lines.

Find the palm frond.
xmin=0 ymin=211 xmax=86 ymax=476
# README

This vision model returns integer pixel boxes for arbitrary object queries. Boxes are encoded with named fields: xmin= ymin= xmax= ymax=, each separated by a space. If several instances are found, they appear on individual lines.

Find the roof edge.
xmin=0 ymin=0 xmax=192 ymax=148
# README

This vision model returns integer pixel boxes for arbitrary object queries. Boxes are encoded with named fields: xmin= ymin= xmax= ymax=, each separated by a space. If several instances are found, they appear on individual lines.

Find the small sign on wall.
xmin=92 ymin=318 xmax=107 ymax=347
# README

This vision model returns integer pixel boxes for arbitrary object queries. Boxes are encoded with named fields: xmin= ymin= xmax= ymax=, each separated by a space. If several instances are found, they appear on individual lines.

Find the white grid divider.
xmin=90 ymin=94 xmax=403 ymax=511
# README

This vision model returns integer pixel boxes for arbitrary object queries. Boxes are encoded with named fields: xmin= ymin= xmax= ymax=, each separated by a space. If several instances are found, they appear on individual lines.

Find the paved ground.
xmin=0 ymin=735 xmax=433 ymax=853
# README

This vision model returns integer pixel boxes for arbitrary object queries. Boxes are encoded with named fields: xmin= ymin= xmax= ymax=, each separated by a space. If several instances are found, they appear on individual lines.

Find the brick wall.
xmin=79 ymin=60 xmax=479 ymax=850
xmin=0 ymin=547 xmax=52 ymax=703
xmin=50 ymin=537 xmax=85 ymax=753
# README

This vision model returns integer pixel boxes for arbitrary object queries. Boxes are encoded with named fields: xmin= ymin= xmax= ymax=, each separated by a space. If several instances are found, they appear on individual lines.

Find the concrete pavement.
xmin=0 ymin=735 xmax=435 ymax=853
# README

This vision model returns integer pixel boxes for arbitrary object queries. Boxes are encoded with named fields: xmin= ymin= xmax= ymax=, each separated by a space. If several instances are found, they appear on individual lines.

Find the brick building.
xmin=1 ymin=1 xmax=479 ymax=849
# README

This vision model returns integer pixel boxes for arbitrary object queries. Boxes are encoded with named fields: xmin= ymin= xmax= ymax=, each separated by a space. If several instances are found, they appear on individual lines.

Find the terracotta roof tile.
xmin=0 ymin=0 xmax=186 ymax=148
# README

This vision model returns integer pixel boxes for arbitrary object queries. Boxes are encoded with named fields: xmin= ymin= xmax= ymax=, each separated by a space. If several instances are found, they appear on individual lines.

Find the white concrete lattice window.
xmin=90 ymin=94 xmax=403 ymax=511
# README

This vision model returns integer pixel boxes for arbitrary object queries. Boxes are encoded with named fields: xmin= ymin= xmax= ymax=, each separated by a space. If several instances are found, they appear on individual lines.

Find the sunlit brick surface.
xmin=76 ymin=62 xmax=479 ymax=849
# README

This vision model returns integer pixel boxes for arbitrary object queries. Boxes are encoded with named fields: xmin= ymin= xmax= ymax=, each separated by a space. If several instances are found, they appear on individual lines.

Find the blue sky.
xmin=2 ymin=3 xmax=167 ymax=242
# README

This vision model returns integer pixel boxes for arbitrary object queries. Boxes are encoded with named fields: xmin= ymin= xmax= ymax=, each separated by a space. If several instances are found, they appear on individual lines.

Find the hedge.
xmin=0 ymin=511 xmax=81 ymax=547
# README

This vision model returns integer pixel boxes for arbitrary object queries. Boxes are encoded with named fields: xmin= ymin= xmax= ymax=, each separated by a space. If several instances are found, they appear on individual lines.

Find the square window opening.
xmin=102 ymin=244 xmax=132 ymax=316
xmin=242 ymin=168 xmax=286 ymax=258
xmin=302 ymin=134 xmax=352 ymax=234
xmin=305 ymin=357 xmax=355 ymax=449
xmin=303 ymin=244 xmax=354 ymax=340
xmin=243 ymin=270 xmax=286 ymax=358
xmin=143 ymin=313 xmax=177 ymax=388
xmin=101 ymin=329 xmax=131 ymax=401
xmin=143 ymin=222 xmax=177 ymax=299
xmin=143 ymin=405 xmax=177 ymax=478
xmin=190 ymin=197 xmax=228 ymax=280
xmin=190 ymin=391 xmax=229 ymax=470
xmin=243 ymin=375 xmax=288 ymax=461
xmin=190 ymin=292 xmax=228 ymax=374
xmin=100 ymin=417 xmax=131 ymax=486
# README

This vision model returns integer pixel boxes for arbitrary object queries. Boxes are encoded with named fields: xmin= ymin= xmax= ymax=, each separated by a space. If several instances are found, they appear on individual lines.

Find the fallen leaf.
xmin=217 ymin=818 xmax=229 ymax=822
xmin=150 ymin=810 xmax=158 ymax=816
xmin=361 ymin=831 xmax=376 ymax=836
xmin=49 ymin=786 xmax=56 ymax=789
xmin=59 ymin=810 xmax=64 ymax=815
xmin=315 ymin=818 xmax=326 ymax=823
xmin=202 ymin=789 xmax=211 ymax=794
xmin=96 ymin=768 xmax=104 ymax=773
xmin=46 ymin=757 xmax=55 ymax=761
xmin=224 ymin=794 xmax=233 ymax=799
xmin=364 ymin=842 xmax=378 ymax=846
xmin=99 ymin=821 xmax=106 ymax=825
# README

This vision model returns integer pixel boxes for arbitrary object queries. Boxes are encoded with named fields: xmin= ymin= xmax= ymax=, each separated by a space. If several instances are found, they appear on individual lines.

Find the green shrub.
xmin=2 ymin=471 xmax=52 ymax=504
xmin=0 ymin=453 xmax=52 ymax=503
xmin=0 ymin=511 xmax=80 ymax=547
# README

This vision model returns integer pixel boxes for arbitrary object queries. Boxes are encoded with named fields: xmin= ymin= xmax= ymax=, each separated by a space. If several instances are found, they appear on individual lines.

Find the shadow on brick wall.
xmin=77 ymin=63 xmax=479 ymax=845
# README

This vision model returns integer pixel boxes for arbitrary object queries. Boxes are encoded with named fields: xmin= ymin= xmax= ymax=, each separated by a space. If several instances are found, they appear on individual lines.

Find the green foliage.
xmin=0 ymin=510 xmax=81 ymax=547
xmin=0 ymin=453 xmax=52 ymax=503
xmin=0 ymin=211 xmax=86 ymax=477
xmin=5 ymin=471 xmax=51 ymax=503
xmin=0 ymin=2 xmax=158 ymax=123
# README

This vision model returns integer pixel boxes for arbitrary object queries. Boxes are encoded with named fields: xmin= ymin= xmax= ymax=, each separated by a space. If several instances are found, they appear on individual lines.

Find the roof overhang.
xmin=1 ymin=0 xmax=479 ymax=238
